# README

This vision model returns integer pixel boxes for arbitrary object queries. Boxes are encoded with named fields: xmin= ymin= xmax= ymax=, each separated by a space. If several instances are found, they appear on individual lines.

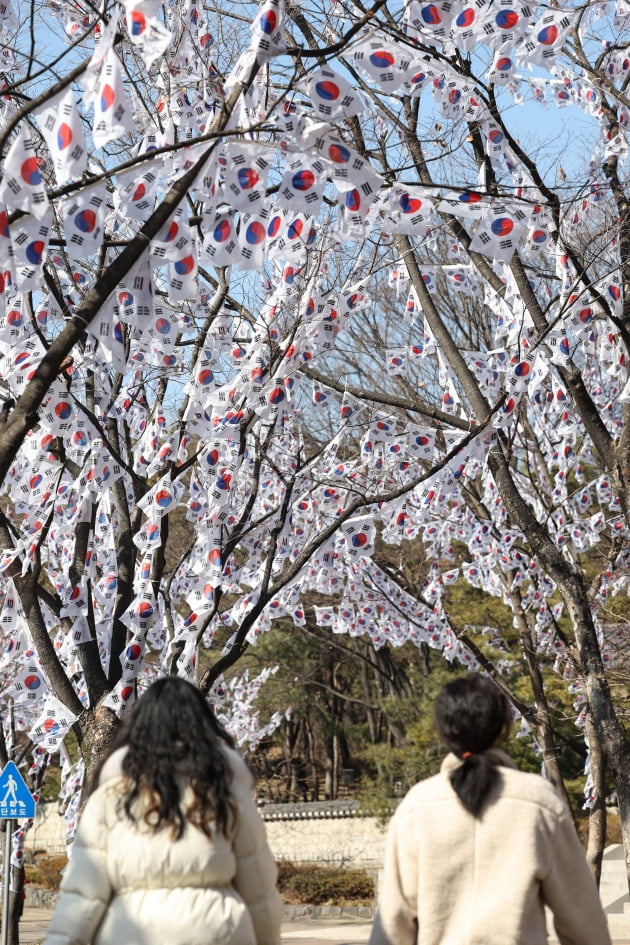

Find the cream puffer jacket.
xmin=44 ymin=745 xmax=282 ymax=945
xmin=368 ymin=750 xmax=611 ymax=945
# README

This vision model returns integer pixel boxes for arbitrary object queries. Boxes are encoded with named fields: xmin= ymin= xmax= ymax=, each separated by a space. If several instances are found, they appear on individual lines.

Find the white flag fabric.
xmin=33 ymin=89 xmax=88 ymax=186
xmin=122 ymin=0 xmax=171 ymax=67
xmin=60 ymin=183 xmax=108 ymax=259
xmin=11 ymin=212 xmax=52 ymax=290
xmin=86 ymin=47 xmax=135 ymax=147
xmin=0 ymin=126 xmax=49 ymax=220
xmin=303 ymin=68 xmax=363 ymax=120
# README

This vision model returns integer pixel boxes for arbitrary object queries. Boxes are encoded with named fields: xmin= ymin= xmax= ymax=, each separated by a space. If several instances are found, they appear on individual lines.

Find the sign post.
xmin=0 ymin=762 xmax=35 ymax=945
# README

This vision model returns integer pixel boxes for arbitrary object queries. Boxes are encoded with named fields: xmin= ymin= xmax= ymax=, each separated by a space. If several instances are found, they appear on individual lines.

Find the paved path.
xmin=14 ymin=903 xmax=630 ymax=945
xmin=16 ymin=907 xmax=374 ymax=945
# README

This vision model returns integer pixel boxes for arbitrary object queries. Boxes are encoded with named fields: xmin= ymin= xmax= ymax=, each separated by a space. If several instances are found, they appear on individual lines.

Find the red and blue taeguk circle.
xmin=315 ymin=81 xmax=339 ymax=100
xmin=490 ymin=216 xmax=514 ymax=236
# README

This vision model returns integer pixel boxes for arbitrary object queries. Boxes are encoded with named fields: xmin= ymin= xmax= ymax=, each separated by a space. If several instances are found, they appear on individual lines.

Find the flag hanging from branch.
xmin=468 ymin=201 xmax=531 ymax=261
xmin=60 ymin=183 xmax=108 ymax=259
xmin=0 ymin=126 xmax=49 ymax=220
xmin=11 ymin=212 xmax=52 ymax=291
xmin=85 ymin=46 xmax=135 ymax=147
xmin=122 ymin=0 xmax=172 ymax=66
xmin=250 ymin=0 xmax=286 ymax=60
xmin=33 ymin=89 xmax=88 ymax=186
xmin=303 ymin=68 xmax=363 ymax=120
xmin=217 ymin=142 xmax=271 ymax=211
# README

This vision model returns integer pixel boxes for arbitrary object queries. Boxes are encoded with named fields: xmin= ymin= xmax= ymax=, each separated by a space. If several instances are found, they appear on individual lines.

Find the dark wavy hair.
xmin=434 ymin=673 xmax=512 ymax=817
xmin=91 ymin=677 xmax=237 ymax=839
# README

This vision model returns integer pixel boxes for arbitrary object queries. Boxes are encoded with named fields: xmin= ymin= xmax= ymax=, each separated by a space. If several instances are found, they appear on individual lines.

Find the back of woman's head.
xmin=435 ymin=674 xmax=512 ymax=817
xmin=93 ymin=676 xmax=236 ymax=838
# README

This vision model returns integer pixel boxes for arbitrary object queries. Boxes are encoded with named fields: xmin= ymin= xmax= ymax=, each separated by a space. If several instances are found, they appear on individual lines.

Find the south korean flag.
xmin=350 ymin=35 xmax=414 ymax=91
xmin=60 ymin=183 xmax=108 ymax=258
xmin=151 ymin=204 xmax=193 ymax=261
xmin=11 ymin=212 xmax=51 ymax=291
xmin=481 ymin=1 xmax=533 ymax=49
xmin=516 ymin=8 xmax=573 ymax=67
xmin=33 ymin=88 xmax=87 ymax=186
xmin=275 ymin=154 xmax=326 ymax=212
xmin=87 ymin=47 xmax=135 ymax=147
xmin=303 ymin=67 xmax=363 ymax=121
xmin=116 ymin=160 xmax=163 ymax=221
xmin=449 ymin=0 xmax=491 ymax=52
xmin=168 ymin=248 xmax=197 ymax=301
xmin=28 ymin=695 xmax=78 ymax=751
xmin=0 ymin=126 xmax=49 ymax=220
xmin=386 ymin=185 xmax=434 ymax=235
xmin=201 ymin=209 xmax=239 ymax=266
xmin=342 ymin=516 xmax=376 ymax=558
xmin=404 ymin=1 xmax=453 ymax=42
xmin=469 ymin=202 xmax=530 ymax=261
xmin=218 ymin=142 xmax=271 ymax=211
xmin=316 ymin=135 xmax=383 ymax=202
xmin=236 ymin=209 xmax=269 ymax=270
xmin=250 ymin=0 xmax=286 ymax=61
xmin=122 ymin=0 xmax=171 ymax=67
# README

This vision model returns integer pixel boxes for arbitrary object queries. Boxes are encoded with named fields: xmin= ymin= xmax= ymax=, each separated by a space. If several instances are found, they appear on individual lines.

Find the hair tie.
xmin=461 ymin=751 xmax=474 ymax=759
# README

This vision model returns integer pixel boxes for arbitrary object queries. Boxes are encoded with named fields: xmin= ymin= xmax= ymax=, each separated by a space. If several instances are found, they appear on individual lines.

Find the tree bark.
xmin=584 ymin=712 xmax=607 ymax=887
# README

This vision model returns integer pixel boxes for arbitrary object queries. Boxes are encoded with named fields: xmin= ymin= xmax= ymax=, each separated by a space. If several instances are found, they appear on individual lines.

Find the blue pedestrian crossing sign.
xmin=0 ymin=762 xmax=35 ymax=819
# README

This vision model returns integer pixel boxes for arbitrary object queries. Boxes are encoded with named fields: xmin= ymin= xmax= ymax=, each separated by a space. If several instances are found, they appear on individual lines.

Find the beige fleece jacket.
xmin=44 ymin=745 xmax=281 ymax=945
xmin=368 ymin=750 xmax=611 ymax=945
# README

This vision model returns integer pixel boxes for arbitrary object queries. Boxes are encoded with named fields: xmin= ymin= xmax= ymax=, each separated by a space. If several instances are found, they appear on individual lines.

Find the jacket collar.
xmin=440 ymin=747 xmax=517 ymax=773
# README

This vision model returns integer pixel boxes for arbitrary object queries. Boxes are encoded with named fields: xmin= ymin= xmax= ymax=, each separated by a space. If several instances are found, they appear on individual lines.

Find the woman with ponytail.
xmin=368 ymin=673 xmax=610 ymax=945
xmin=44 ymin=677 xmax=281 ymax=945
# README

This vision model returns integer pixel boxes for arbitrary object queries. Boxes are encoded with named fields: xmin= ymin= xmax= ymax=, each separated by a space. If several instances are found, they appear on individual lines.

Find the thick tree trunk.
xmin=562 ymin=587 xmax=630 ymax=896
xmin=7 ymin=866 xmax=24 ymax=945
xmin=509 ymin=591 xmax=573 ymax=810
xmin=76 ymin=701 xmax=122 ymax=787
xmin=489 ymin=451 xmax=630 ymax=894
xmin=584 ymin=713 xmax=607 ymax=887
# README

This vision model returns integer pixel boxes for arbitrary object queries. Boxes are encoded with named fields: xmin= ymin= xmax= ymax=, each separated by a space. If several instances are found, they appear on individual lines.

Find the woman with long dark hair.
xmin=44 ymin=676 xmax=281 ymax=945
xmin=369 ymin=673 xmax=611 ymax=945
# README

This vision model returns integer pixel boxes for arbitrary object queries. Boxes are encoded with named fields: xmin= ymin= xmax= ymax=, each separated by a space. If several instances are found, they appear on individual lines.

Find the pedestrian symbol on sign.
xmin=1 ymin=773 xmax=18 ymax=806
xmin=0 ymin=761 xmax=35 ymax=819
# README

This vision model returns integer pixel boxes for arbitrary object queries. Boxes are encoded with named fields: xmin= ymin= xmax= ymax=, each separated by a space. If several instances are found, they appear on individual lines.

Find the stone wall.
xmin=24 ymin=800 xmax=388 ymax=868
xmin=24 ymin=802 xmax=68 ymax=857
xmin=263 ymin=812 xmax=387 ymax=868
